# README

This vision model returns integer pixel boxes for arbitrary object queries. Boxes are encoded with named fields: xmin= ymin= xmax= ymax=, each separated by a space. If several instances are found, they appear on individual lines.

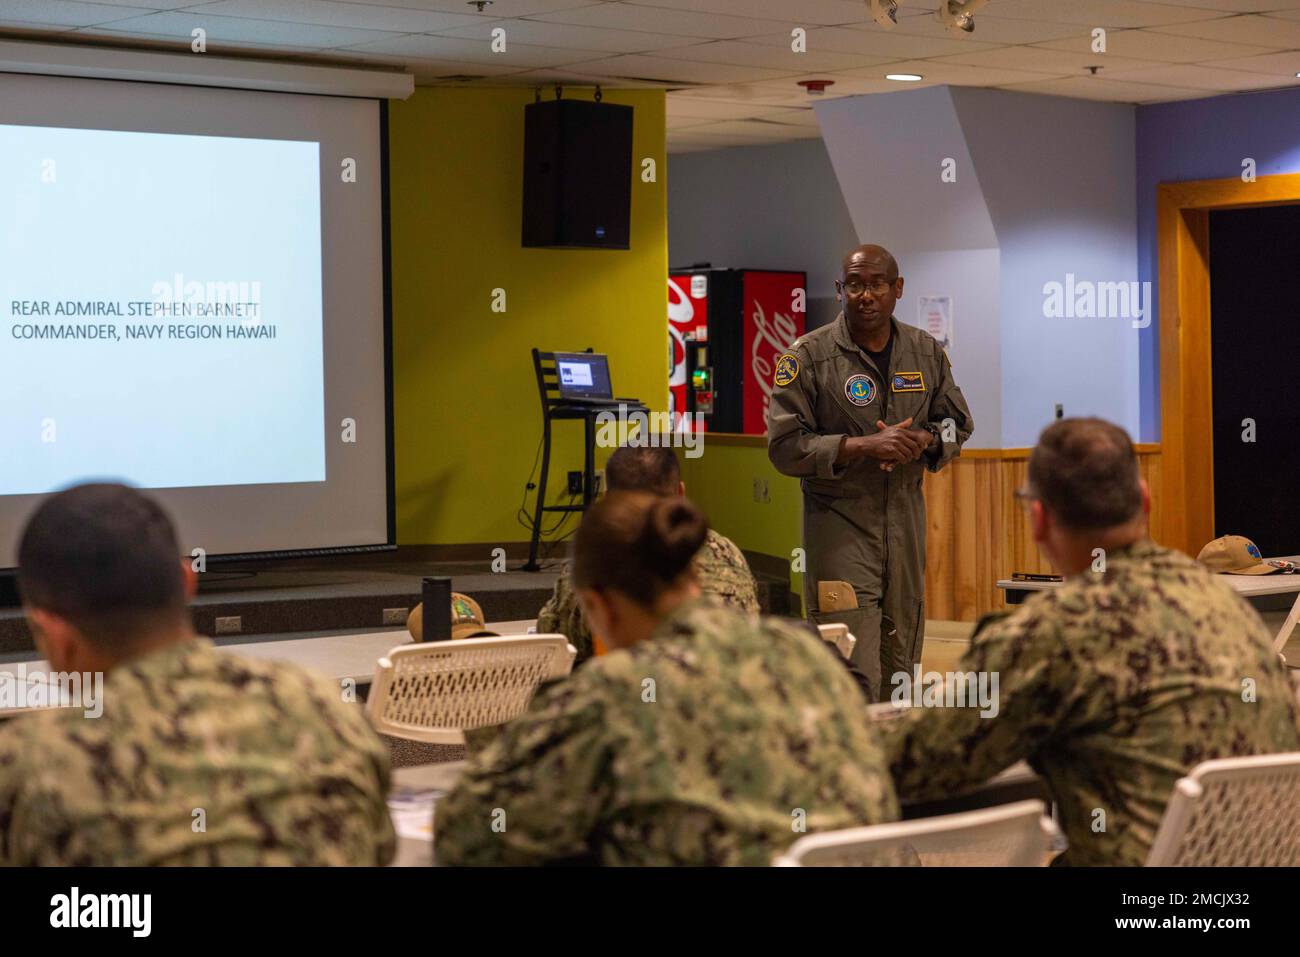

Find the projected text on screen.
xmin=0 ymin=123 xmax=325 ymax=495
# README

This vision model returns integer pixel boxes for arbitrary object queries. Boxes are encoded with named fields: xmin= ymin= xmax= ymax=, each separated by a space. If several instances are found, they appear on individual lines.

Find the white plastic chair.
xmin=366 ymin=634 xmax=576 ymax=745
xmin=1145 ymin=752 xmax=1300 ymax=866
xmin=1273 ymin=591 xmax=1300 ymax=655
xmin=817 ymin=622 xmax=857 ymax=660
xmin=773 ymin=800 xmax=1059 ymax=867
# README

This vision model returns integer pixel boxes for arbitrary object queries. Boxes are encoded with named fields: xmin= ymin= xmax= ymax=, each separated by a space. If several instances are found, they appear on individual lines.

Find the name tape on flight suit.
xmin=892 ymin=371 xmax=926 ymax=393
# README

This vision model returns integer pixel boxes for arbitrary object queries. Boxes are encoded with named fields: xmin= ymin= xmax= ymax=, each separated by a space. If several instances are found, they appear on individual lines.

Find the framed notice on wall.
xmin=918 ymin=295 xmax=953 ymax=351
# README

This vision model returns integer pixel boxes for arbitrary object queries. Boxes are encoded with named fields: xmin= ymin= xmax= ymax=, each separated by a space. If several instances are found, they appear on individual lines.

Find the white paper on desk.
xmin=387 ymin=789 xmax=444 ymax=841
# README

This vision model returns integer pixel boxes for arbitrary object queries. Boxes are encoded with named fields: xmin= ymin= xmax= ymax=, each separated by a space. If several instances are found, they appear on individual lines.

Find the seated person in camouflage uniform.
xmin=436 ymin=492 xmax=898 ymax=865
xmin=0 ymin=483 xmax=396 ymax=866
xmin=538 ymin=445 xmax=758 ymax=664
xmin=881 ymin=418 xmax=1300 ymax=866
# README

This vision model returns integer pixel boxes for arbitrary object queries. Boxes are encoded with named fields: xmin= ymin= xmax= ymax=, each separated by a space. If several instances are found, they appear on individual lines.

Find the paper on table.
xmin=388 ymin=788 xmax=444 ymax=841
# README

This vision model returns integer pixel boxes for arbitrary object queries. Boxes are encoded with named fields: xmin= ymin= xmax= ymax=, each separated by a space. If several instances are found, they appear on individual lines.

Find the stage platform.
xmin=0 ymin=549 xmax=797 ymax=655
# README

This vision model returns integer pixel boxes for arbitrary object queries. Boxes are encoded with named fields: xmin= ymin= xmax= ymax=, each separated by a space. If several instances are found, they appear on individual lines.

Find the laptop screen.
xmin=554 ymin=353 xmax=613 ymax=400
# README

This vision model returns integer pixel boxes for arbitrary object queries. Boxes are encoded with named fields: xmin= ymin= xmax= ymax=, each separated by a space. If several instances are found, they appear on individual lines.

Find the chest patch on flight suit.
xmin=844 ymin=374 xmax=877 ymax=406
xmin=773 ymin=353 xmax=799 ymax=387
xmin=891 ymin=371 xmax=926 ymax=393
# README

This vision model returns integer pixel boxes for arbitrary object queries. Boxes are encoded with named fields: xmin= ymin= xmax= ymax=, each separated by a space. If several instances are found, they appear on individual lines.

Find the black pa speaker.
xmin=522 ymin=98 xmax=633 ymax=250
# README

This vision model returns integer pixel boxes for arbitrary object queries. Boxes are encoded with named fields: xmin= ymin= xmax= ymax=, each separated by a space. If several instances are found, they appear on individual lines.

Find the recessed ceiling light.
xmin=886 ymin=73 xmax=924 ymax=82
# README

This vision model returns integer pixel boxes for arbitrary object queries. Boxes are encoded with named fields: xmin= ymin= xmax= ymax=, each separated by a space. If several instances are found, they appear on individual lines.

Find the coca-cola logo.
xmin=668 ymin=277 xmax=693 ymax=390
xmin=751 ymin=300 xmax=798 ymax=417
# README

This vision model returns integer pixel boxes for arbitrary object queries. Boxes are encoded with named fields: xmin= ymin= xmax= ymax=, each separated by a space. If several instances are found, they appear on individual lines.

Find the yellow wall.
xmin=677 ymin=440 xmax=804 ymax=609
xmin=388 ymin=87 xmax=667 ymax=546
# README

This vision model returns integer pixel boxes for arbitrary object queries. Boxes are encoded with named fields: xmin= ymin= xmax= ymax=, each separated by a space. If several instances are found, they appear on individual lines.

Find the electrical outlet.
xmin=567 ymin=471 xmax=583 ymax=495
xmin=1055 ymin=403 xmax=1064 ymax=419
xmin=215 ymin=616 xmax=242 ymax=635
xmin=753 ymin=477 xmax=770 ymax=504
xmin=383 ymin=607 xmax=409 ymax=625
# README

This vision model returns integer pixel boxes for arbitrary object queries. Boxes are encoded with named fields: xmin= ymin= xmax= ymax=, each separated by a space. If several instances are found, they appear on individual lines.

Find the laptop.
xmin=554 ymin=352 xmax=621 ymax=405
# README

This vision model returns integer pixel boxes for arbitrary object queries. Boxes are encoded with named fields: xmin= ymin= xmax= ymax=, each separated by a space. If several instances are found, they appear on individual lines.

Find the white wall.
xmin=815 ymin=85 xmax=1139 ymax=448
xmin=667 ymin=138 xmax=858 ymax=330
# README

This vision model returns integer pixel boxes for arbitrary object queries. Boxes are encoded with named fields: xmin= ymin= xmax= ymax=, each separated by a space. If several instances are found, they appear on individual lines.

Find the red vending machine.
xmin=668 ymin=267 xmax=806 ymax=434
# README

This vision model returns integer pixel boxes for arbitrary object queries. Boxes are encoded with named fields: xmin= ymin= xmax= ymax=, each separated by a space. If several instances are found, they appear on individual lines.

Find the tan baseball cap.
xmin=1197 ymin=535 xmax=1275 ymax=575
xmin=406 ymin=592 xmax=499 ymax=641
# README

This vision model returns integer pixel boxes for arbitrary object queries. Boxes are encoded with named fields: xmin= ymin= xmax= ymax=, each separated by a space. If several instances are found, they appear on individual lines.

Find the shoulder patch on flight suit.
xmin=774 ymin=353 xmax=799 ymax=387
xmin=844 ymin=374 xmax=877 ymax=406
xmin=891 ymin=371 xmax=926 ymax=393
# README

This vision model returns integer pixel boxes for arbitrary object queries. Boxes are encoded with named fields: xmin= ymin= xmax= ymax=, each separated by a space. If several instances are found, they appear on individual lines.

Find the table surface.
xmin=997 ymin=555 xmax=1300 ymax=597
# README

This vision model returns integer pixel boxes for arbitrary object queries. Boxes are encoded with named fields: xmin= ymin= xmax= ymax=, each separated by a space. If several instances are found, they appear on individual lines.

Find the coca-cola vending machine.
xmin=668 ymin=268 xmax=806 ymax=434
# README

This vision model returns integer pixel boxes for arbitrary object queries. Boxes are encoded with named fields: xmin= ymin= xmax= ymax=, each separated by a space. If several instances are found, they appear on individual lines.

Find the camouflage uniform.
xmin=767 ymin=315 xmax=973 ymax=701
xmin=880 ymin=539 xmax=1300 ymax=867
xmin=537 ymin=528 xmax=760 ymax=663
xmin=435 ymin=597 xmax=898 ymax=865
xmin=0 ymin=639 xmax=396 ymax=866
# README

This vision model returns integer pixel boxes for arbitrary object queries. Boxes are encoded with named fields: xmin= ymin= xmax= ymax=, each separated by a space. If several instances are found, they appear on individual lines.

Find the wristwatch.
xmin=922 ymin=423 xmax=942 ymax=447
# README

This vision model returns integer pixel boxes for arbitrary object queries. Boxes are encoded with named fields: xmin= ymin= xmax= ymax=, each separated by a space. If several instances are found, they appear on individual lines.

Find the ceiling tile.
xmin=631 ymin=0 xmax=880 ymax=28
xmin=930 ymin=45 xmax=1157 ymax=75
xmin=189 ymin=0 xmax=485 ymax=32
xmin=340 ymin=32 xmax=608 ymax=68
xmin=333 ymin=49 xmax=522 ymax=76
xmin=666 ymin=96 xmax=806 ymax=119
xmin=652 ymin=38 xmax=896 ymax=72
xmin=1202 ymin=49 xmax=1300 ymax=76
xmin=833 ymin=59 xmax=1066 ymax=87
xmin=433 ymin=16 xmax=705 ymax=52
xmin=856 ymin=11 xmax=1095 ymax=44
xmin=1148 ymin=13 xmax=1300 ymax=46
xmin=320 ymin=0 xmax=600 ymax=14
xmin=744 ymin=25 xmax=1003 ymax=58
xmin=1103 ymin=62 xmax=1297 ymax=91
xmin=531 ymin=2 xmax=799 ymax=39
xmin=1114 ymin=0 xmax=1300 ymax=10
xmin=561 ymin=52 xmax=803 ymax=84
xmin=699 ymin=117 xmax=818 ymax=139
xmin=975 ymin=0 xmax=1225 ymax=28
xmin=1032 ymin=26 xmax=1283 ymax=62
xmin=91 ymin=10 xmax=404 ymax=47
xmin=998 ymin=74 xmax=1215 ymax=103
xmin=0 ymin=0 xmax=153 ymax=28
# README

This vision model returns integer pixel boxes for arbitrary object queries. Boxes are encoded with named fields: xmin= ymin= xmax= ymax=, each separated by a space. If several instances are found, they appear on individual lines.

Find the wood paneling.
xmin=923 ymin=446 xmax=1164 ymax=620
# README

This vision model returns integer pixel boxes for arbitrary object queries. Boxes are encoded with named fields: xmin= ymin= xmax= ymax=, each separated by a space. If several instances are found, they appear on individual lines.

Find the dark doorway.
xmin=1208 ymin=204 xmax=1300 ymax=558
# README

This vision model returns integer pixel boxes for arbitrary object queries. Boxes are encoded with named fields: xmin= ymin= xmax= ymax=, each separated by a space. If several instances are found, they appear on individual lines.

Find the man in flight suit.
xmin=767 ymin=245 xmax=973 ymax=700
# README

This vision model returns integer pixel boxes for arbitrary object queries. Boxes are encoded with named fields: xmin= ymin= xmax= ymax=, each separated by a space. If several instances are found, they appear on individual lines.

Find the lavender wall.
xmin=1136 ymin=87 xmax=1300 ymax=442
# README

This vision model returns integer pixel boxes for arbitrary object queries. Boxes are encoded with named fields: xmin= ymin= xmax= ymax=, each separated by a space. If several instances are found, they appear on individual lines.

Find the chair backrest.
xmin=1272 ymin=590 xmax=1300 ymax=654
xmin=366 ymin=634 xmax=576 ymax=745
xmin=1145 ymin=752 xmax=1300 ymax=866
xmin=773 ymin=800 xmax=1058 ymax=867
xmin=817 ymin=622 xmax=857 ymax=660
xmin=533 ymin=347 xmax=596 ymax=413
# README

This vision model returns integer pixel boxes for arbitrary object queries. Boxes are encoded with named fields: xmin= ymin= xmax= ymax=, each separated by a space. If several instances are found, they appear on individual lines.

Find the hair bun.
xmin=642 ymin=498 xmax=708 ymax=579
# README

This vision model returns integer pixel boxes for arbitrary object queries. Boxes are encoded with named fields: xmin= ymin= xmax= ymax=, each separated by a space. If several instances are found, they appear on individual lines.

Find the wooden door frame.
xmin=1157 ymin=173 xmax=1300 ymax=555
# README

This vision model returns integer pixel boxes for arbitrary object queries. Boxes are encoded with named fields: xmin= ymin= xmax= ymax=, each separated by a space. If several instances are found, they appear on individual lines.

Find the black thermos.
xmin=421 ymin=576 xmax=452 ymax=642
